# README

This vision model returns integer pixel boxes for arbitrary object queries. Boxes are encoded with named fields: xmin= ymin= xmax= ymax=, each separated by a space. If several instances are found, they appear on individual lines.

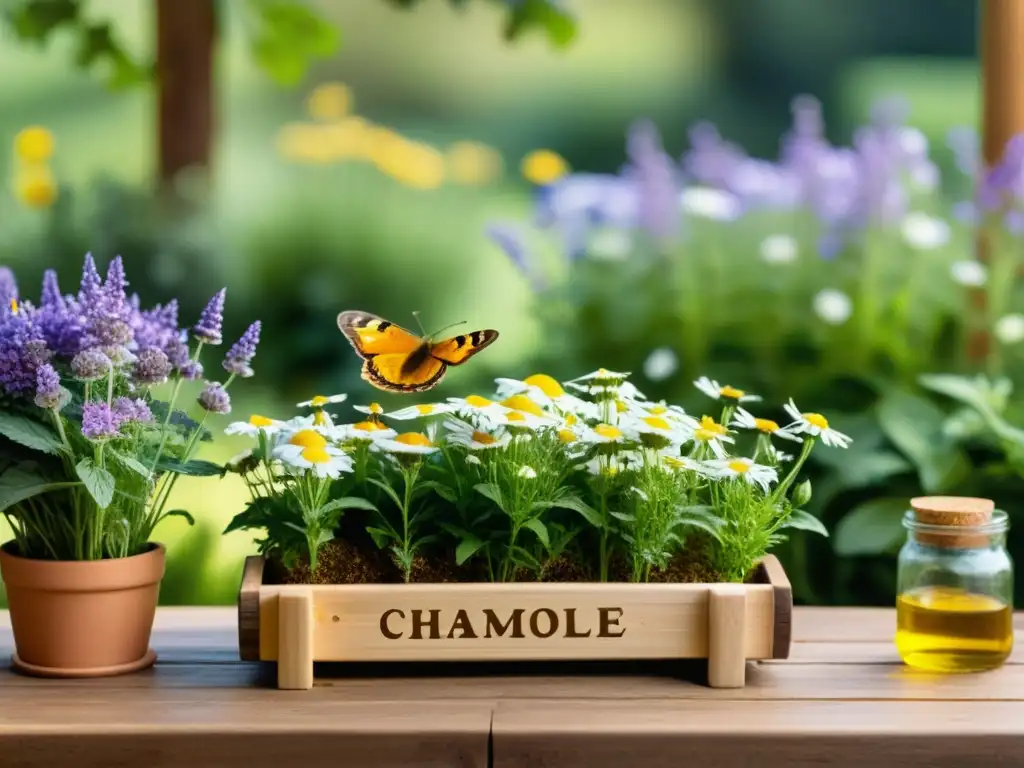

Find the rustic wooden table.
xmin=0 ymin=606 xmax=1021 ymax=767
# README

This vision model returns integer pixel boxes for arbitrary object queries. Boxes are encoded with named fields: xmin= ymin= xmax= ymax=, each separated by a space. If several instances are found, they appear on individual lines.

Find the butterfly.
xmin=336 ymin=310 xmax=499 ymax=393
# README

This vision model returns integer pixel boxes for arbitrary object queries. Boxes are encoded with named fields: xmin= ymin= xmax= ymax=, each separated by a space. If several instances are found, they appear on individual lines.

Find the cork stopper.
xmin=909 ymin=496 xmax=995 ymax=548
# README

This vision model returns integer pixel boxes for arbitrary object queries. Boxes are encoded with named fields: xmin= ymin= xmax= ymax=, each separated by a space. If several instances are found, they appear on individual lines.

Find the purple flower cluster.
xmin=33 ymin=363 xmax=64 ymax=410
xmin=0 ymin=255 xmax=261 ymax=402
xmin=113 ymin=397 xmax=154 ymax=425
xmin=81 ymin=402 xmax=122 ymax=441
xmin=489 ymin=93 xmax=966 ymax=274
xmin=198 ymin=382 xmax=231 ymax=414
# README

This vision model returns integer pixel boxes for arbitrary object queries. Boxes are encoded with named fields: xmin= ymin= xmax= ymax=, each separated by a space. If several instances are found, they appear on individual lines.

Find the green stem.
xmin=770 ymin=438 xmax=815 ymax=503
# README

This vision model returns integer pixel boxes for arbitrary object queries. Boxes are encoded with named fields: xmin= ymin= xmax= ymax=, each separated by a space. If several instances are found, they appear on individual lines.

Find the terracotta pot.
xmin=0 ymin=541 xmax=165 ymax=677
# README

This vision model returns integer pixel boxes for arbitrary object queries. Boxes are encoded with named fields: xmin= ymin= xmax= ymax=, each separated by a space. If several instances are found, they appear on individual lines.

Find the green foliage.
xmin=221 ymin=368 xmax=839 ymax=584
xmin=244 ymin=0 xmax=340 ymax=86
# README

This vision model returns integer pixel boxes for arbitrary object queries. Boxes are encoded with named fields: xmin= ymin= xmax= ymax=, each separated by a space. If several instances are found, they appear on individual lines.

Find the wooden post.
xmin=972 ymin=0 xmax=1024 ymax=362
xmin=707 ymin=585 xmax=747 ymax=688
xmin=277 ymin=587 xmax=315 ymax=690
xmin=155 ymin=0 xmax=217 ymax=196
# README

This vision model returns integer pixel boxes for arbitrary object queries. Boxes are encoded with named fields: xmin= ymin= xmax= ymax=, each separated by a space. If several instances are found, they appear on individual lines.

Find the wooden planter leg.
xmin=707 ymin=585 xmax=747 ymax=688
xmin=277 ymin=587 xmax=314 ymax=690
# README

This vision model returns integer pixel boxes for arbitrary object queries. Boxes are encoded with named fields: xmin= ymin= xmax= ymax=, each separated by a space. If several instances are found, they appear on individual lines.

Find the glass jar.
xmin=896 ymin=496 xmax=1013 ymax=673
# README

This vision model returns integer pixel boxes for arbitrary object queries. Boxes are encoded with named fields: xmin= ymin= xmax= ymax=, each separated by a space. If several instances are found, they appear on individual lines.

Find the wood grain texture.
xmin=758 ymin=554 xmax=792 ymax=658
xmin=257 ymin=579 xmax=776 ymax=664
xmin=237 ymin=556 xmax=263 ymax=662
xmin=707 ymin=585 xmax=746 ymax=687
xmin=0 ymin=606 xmax=1022 ymax=766
xmin=277 ymin=587 xmax=314 ymax=689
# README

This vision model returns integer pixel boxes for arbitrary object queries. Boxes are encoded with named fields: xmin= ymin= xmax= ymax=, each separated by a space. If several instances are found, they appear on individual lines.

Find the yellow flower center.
xmin=598 ymin=368 xmax=610 ymax=376
xmin=594 ymin=423 xmax=623 ymax=440
xmin=14 ymin=126 xmax=54 ymax=163
xmin=396 ymin=432 xmax=433 ymax=447
xmin=501 ymin=394 xmax=544 ymax=416
xmin=310 ymin=395 xmax=330 ymax=407
xmin=663 ymin=456 xmax=688 ymax=469
xmin=694 ymin=415 xmax=727 ymax=442
xmin=354 ymin=420 xmax=384 ymax=432
xmin=248 ymin=414 xmax=274 ymax=427
xmin=728 ymin=460 xmax=751 ymax=474
xmin=313 ymin=410 xmax=329 ymax=426
xmin=368 ymin=402 xmax=383 ymax=415
xmin=557 ymin=428 xmax=577 ymax=443
xmin=615 ymin=400 xmax=628 ymax=413
xmin=805 ymin=412 xmax=829 ymax=430
xmin=521 ymin=149 xmax=569 ymax=185
xmin=642 ymin=416 xmax=671 ymax=431
xmin=720 ymin=385 xmax=745 ymax=399
xmin=506 ymin=411 xmax=526 ymax=422
xmin=472 ymin=431 xmax=497 ymax=445
xmin=302 ymin=445 xmax=331 ymax=464
xmin=289 ymin=429 xmax=328 ymax=450
xmin=416 ymin=404 xmax=435 ymax=415
xmin=753 ymin=418 xmax=779 ymax=433
xmin=648 ymin=405 xmax=668 ymax=415
xmin=564 ymin=413 xmax=578 ymax=426
xmin=9 ymin=298 xmax=18 ymax=315
xmin=465 ymin=395 xmax=492 ymax=408
xmin=523 ymin=374 xmax=564 ymax=398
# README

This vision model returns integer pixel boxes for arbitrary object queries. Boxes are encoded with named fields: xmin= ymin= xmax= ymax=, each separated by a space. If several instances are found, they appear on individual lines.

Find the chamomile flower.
xmin=731 ymin=407 xmax=802 ymax=442
xmin=274 ymin=430 xmax=354 ymax=479
xmin=297 ymin=393 xmax=348 ymax=408
xmin=372 ymin=431 xmax=439 ymax=455
xmin=694 ymin=376 xmax=761 ymax=403
xmin=566 ymin=368 xmax=630 ymax=389
xmin=332 ymin=422 xmax=398 ymax=443
xmin=581 ymin=451 xmax=641 ymax=476
xmin=224 ymin=414 xmax=287 ymax=438
xmin=690 ymin=415 xmax=735 ymax=457
xmin=661 ymin=454 xmax=707 ymax=474
xmin=782 ymin=399 xmax=852 ymax=448
xmin=353 ymin=402 xmax=386 ymax=421
xmin=494 ymin=373 xmax=566 ymax=403
xmin=499 ymin=393 xmax=548 ymax=417
xmin=517 ymin=465 xmax=538 ymax=479
xmin=622 ymin=413 xmax=690 ymax=449
xmin=580 ymin=423 xmax=630 ymax=444
xmin=386 ymin=403 xmax=456 ymax=420
xmin=501 ymin=408 xmax=559 ymax=430
xmin=446 ymin=394 xmax=511 ymax=427
xmin=704 ymin=457 xmax=777 ymax=493
xmin=444 ymin=419 xmax=512 ymax=450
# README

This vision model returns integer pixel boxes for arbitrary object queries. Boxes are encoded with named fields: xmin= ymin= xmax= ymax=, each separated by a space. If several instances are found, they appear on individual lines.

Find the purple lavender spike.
xmin=79 ymin=253 xmax=102 ymax=303
xmin=0 ymin=267 xmax=18 ymax=309
xmin=194 ymin=288 xmax=226 ymax=345
xmin=222 ymin=320 xmax=261 ymax=378
xmin=41 ymin=270 xmax=65 ymax=309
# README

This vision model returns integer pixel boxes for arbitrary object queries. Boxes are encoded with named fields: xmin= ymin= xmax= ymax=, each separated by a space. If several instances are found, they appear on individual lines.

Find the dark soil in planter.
xmin=267 ymin=531 xmax=727 ymax=585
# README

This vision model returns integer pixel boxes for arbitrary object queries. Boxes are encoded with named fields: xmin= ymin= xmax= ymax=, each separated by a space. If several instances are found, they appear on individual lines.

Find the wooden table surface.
xmin=0 ymin=607 xmax=1022 ymax=768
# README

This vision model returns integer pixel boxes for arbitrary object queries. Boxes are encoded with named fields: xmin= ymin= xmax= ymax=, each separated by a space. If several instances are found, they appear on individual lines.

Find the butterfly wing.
xmin=430 ymin=330 xmax=499 ymax=365
xmin=362 ymin=353 xmax=447 ymax=393
xmin=336 ymin=310 xmax=423 ymax=359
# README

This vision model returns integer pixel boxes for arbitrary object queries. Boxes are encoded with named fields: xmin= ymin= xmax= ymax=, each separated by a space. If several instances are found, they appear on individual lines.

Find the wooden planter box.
xmin=237 ymin=554 xmax=792 ymax=690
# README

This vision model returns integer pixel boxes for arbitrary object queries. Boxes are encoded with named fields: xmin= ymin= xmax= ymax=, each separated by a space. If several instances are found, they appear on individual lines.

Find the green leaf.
xmin=504 ymin=0 xmax=577 ymax=48
xmin=876 ymin=389 xmax=969 ymax=492
xmin=248 ymin=0 xmax=341 ymax=85
xmin=473 ymin=482 xmax=505 ymax=511
xmin=165 ymin=509 xmax=195 ymax=526
xmin=320 ymin=496 xmax=377 ymax=514
xmin=0 ymin=467 xmax=79 ymax=512
xmin=918 ymin=373 xmax=991 ymax=412
xmin=111 ymin=452 xmax=152 ymax=478
xmin=522 ymin=517 xmax=550 ymax=548
xmin=367 ymin=477 xmax=403 ymax=508
xmin=76 ymin=458 xmax=115 ymax=509
xmin=155 ymin=458 xmax=224 ymax=477
xmin=609 ymin=510 xmax=635 ymax=523
xmin=455 ymin=536 xmax=486 ymax=565
xmin=418 ymin=480 xmax=457 ymax=502
xmin=0 ymin=412 xmax=62 ymax=455
xmin=833 ymin=497 xmax=908 ymax=556
xmin=781 ymin=510 xmax=829 ymax=537
xmin=546 ymin=495 xmax=603 ymax=528
xmin=365 ymin=526 xmax=394 ymax=549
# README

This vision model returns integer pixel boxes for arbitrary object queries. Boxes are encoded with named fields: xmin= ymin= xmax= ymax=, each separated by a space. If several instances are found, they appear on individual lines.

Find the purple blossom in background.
xmin=534 ymin=173 xmax=639 ymax=259
xmin=132 ymin=348 xmax=172 ymax=385
xmin=81 ymin=402 xmax=121 ymax=441
xmin=198 ymin=381 xmax=231 ymax=414
xmin=194 ymin=288 xmax=226 ymax=345
xmin=71 ymin=348 xmax=111 ymax=381
xmin=113 ymin=397 xmax=153 ymax=425
xmin=33 ymin=363 xmax=63 ymax=410
xmin=946 ymin=127 xmax=979 ymax=177
xmin=623 ymin=119 xmax=681 ymax=241
xmin=979 ymin=134 xmax=1024 ymax=212
xmin=222 ymin=321 xmax=261 ymax=378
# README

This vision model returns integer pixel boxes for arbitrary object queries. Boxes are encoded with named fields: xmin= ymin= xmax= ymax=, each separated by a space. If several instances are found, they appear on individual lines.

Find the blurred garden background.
xmin=3 ymin=0 xmax=1022 ymax=607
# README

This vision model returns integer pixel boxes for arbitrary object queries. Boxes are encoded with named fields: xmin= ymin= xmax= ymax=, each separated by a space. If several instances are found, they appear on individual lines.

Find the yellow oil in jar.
xmin=896 ymin=586 xmax=1013 ymax=672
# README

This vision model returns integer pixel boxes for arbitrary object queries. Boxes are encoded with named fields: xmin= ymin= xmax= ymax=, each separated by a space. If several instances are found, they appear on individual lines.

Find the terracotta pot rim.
xmin=0 ymin=541 xmax=166 ymax=592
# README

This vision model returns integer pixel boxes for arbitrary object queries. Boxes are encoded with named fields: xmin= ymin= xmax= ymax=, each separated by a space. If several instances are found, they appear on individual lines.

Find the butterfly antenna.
xmin=411 ymin=310 xmax=428 ymax=337
xmin=427 ymin=319 xmax=468 ymax=341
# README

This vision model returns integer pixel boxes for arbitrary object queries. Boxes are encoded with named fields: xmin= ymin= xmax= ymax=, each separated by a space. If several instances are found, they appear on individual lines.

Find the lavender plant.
xmin=222 ymin=368 xmax=846 ymax=584
xmin=0 ymin=254 xmax=259 ymax=561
